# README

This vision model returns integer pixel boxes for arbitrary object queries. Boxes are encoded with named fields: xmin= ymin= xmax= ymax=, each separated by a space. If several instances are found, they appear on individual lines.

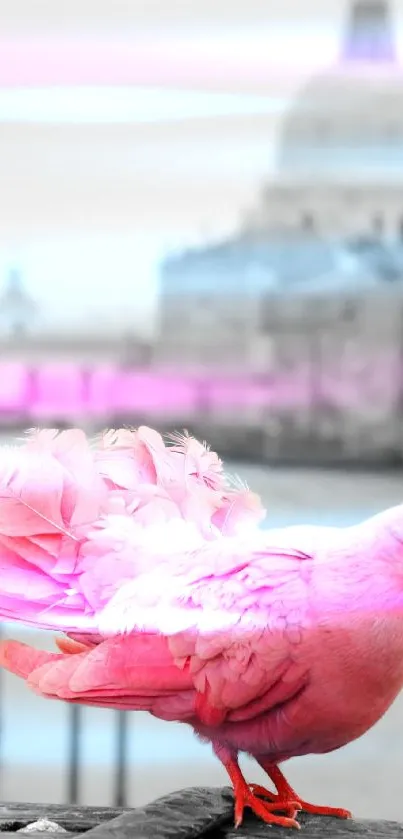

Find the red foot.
xmin=234 ymin=785 xmax=301 ymax=830
xmin=291 ymin=802 xmax=352 ymax=820
xmin=257 ymin=763 xmax=352 ymax=821
xmin=224 ymin=757 xmax=301 ymax=829
xmin=249 ymin=784 xmax=302 ymax=821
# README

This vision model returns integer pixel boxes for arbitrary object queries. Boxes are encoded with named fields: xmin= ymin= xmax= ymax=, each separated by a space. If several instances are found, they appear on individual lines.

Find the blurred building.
xmin=0 ymin=267 xmax=152 ymax=365
xmin=157 ymin=242 xmax=272 ymax=367
xmin=0 ymin=267 xmax=38 ymax=338
xmin=265 ymin=0 xmax=403 ymax=240
xmin=157 ymin=0 xmax=403 ymax=368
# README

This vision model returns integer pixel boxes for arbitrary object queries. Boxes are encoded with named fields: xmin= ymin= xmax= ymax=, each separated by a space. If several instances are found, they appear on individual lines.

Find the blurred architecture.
xmin=152 ymin=0 xmax=403 ymax=463
xmin=0 ymin=267 xmax=37 ymax=338
xmin=157 ymin=0 xmax=403 ymax=365
xmin=0 ymin=267 xmax=152 ymax=365
xmin=266 ymin=0 xmax=403 ymax=242
xmin=0 ymin=1 xmax=402 ymax=466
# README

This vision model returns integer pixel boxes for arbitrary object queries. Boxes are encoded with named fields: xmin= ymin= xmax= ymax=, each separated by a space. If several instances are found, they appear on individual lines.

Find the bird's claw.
xmin=248 ymin=783 xmax=302 ymax=820
xmin=234 ymin=785 xmax=301 ymax=829
xmin=249 ymin=782 xmax=352 ymax=821
xmin=293 ymin=802 xmax=352 ymax=819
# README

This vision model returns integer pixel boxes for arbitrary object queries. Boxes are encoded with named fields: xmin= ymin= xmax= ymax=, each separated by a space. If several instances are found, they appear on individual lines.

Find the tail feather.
xmin=50 ymin=691 xmax=196 ymax=715
xmin=0 ymin=640 xmax=64 ymax=680
xmin=55 ymin=638 xmax=91 ymax=655
xmin=0 ymin=633 xmax=195 ymax=719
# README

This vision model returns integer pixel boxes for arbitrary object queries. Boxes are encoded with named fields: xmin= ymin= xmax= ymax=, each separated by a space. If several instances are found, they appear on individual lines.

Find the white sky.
xmin=0 ymin=1 xmax=401 ymax=333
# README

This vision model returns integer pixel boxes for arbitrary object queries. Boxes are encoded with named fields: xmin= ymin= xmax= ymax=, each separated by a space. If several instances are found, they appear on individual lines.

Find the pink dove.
xmin=0 ymin=427 xmax=400 ymax=828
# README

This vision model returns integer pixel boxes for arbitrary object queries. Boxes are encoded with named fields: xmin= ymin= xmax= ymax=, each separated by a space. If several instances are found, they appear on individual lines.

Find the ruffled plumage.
xmin=0 ymin=425 xmax=266 ymax=633
xmin=0 ymin=425 xmax=402 ymax=827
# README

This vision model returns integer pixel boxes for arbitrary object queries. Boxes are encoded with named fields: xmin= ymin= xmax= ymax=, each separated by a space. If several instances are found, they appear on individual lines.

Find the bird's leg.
xmin=254 ymin=762 xmax=352 ymax=820
xmin=224 ymin=757 xmax=302 ymax=829
xmin=213 ymin=744 xmax=301 ymax=829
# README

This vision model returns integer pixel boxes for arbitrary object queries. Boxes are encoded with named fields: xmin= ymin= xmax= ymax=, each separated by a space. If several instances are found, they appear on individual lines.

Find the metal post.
xmin=114 ymin=712 xmax=129 ymax=807
xmin=67 ymin=705 xmax=81 ymax=804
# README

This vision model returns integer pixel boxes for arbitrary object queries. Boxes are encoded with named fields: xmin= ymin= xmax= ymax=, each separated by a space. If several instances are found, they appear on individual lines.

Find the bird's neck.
xmin=311 ymin=514 xmax=403 ymax=709
xmin=314 ymin=505 xmax=403 ymax=656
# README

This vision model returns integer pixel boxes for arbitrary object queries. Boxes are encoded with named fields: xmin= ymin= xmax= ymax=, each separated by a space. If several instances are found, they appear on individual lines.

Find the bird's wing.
xmin=100 ymin=525 xmax=313 ymax=725
xmin=0 ymin=524 xmax=312 ymax=726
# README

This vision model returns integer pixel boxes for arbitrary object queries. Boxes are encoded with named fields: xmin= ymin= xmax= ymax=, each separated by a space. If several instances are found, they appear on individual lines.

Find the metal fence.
xmin=0 ymin=624 xmax=132 ymax=808
xmin=67 ymin=707 xmax=129 ymax=806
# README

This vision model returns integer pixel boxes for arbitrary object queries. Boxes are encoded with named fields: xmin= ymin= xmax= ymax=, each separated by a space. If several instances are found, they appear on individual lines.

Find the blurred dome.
xmin=277 ymin=1 xmax=403 ymax=180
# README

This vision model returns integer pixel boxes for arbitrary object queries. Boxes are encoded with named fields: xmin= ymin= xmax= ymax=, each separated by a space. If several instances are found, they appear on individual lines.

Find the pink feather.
xmin=0 ymin=426 xmax=402 ymax=827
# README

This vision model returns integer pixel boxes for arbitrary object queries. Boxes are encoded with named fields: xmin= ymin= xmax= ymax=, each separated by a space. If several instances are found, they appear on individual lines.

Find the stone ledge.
xmin=0 ymin=789 xmax=402 ymax=839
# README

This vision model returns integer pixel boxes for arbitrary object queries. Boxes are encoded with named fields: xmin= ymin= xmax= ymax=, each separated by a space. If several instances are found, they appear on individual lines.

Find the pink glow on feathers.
xmin=2 ymin=426 xmax=403 ymax=804
xmin=0 ymin=426 xmax=265 ymax=636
